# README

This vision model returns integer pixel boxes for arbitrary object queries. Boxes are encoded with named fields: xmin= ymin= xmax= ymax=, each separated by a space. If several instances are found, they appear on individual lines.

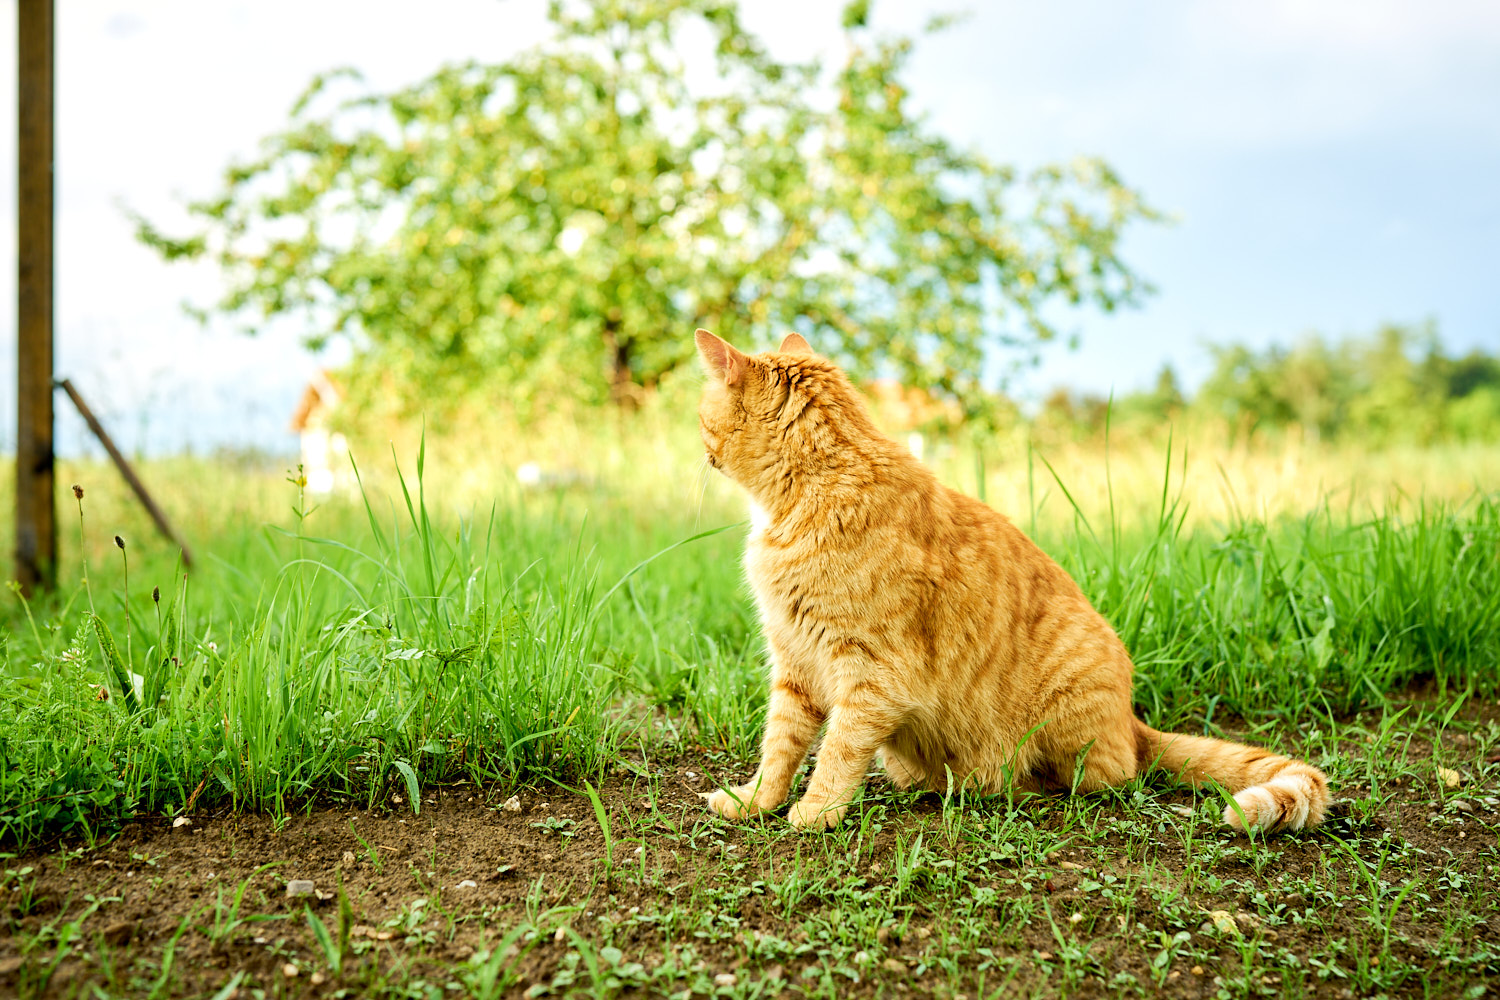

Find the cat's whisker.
xmin=694 ymin=454 xmax=714 ymax=529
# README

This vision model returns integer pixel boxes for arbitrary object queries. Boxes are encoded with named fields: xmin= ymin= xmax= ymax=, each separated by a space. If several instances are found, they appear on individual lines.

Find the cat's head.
xmin=694 ymin=329 xmax=874 ymax=493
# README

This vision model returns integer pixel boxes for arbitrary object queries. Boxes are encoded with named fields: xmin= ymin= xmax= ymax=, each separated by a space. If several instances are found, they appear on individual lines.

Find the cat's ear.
xmin=695 ymin=328 xmax=748 ymax=387
xmin=778 ymin=333 xmax=813 ymax=355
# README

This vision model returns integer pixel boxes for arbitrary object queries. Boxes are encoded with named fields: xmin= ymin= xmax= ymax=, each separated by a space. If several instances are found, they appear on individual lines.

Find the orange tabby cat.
xmin=695 ymin=329 xmax=1329 ymax=834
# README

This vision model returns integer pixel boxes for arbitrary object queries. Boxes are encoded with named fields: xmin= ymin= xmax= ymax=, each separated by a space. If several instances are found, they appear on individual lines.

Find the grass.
xmin=0 ymin=422 xmax=1498 ymax=997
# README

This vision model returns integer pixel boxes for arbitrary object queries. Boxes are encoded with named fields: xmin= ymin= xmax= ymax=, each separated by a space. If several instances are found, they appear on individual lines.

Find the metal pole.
xmin=15 ymin=0 xmax=55 ymax=594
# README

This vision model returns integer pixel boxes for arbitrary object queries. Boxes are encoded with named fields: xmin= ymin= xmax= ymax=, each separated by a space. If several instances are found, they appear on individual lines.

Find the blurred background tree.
xmin=1043 ymin=322 xmax=1500 ymax=448
xmin=136 ymin=0 xmax=1156 ymax=422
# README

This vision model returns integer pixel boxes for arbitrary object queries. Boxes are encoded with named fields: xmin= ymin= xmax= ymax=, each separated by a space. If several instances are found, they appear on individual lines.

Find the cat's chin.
xmin=748 ymin=501 xmax=772 ymax=534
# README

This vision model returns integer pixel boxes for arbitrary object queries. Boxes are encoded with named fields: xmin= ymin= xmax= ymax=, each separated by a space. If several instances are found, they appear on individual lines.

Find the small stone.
xmin=103 ymin=921 xmax=136 ymax=946
xmin=1057 ymin=860 xmax=1085 ymax=871
xmin=1168 ymin=971 xmax=1180 ymax=980
xmin=1191 ymin=965 xmax=1204 ymax=975
xmin=342 ymin=851 xmax=357 ymax=865
xmin=285 ymin=879 xmax=315 ymax=898
xmin=714 ymin=973 xmax=737 ymax=987
xmin=914 ymin=926 xmax=932 ymax=940
xmin=855 ymin=950 xmax=871 ymax=965
xmin=1036 ymin=951 xmax=1053 ymax=962
xmin=1068 ymin=912 xmax=1083 ymax=925
xmin=1451 ymin=799 xmax=1474 ymax=814
xmin=882 ymin=958 xmax=908 ymax=974
xmin=172 ymin=817 xmax=191 ymax=829
xmin=351 ymin=924 xmax=374 ymax=938
xmin=310 ymin=972 xmax=326 ymax=985
xmin=765 ymin=964 xmax=784 ymax=981
xmin=282 ymin=963 xmax=299 ymax=978
xmin=502 ymin=795 xmax=522 ymax=813
xmin=554 ymin=926 xmax=569 ymax=943
xmin=375 ymin=930 xmax=394 ymax=941
xmin=1168 ymin=804 xmax=1195 ymax=818
xmin=393 ymin=795 xmax=403 ymax=804
xmin=456 ymin=879 xmax=478 ymax=888
xmin=1437 ymin=766 xmax=1461 ymax=789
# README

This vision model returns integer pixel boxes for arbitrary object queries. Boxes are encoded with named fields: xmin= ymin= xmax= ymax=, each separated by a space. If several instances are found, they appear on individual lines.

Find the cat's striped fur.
xmin=694 ymin=329 xmax=1329 ymax=834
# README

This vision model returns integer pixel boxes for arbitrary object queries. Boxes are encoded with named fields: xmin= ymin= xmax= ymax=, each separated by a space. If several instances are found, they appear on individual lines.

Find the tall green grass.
xmin=2 ymin=437 xmax=1497 ymax=849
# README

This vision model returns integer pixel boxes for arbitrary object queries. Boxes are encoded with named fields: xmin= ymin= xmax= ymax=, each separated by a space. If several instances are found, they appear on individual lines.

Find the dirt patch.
xmin=3 ymin=732 xmax=1499 ymax=998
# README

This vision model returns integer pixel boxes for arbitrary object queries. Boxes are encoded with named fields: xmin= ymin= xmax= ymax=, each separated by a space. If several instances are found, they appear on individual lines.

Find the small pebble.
xmin=1057 ymin=860 xmax=1085 ymax=871
xmin=1168 ymin=804 xmax=1195 ymax=818
xmin=172 ymin=817 xmax=191 ymax=829
xmin=456 ymin=879 xmax=478 ymax=888
xmin=342 ymin=851 xmax=357 ymax=865
xmin=282 ymin=963 xmax=299 ymax=978
xmin=554 ymin=926 xmax=569 ymax=943
xmin=285 ymin=879 xmax=315 ymax=898
xmin=1192 ymin=965 xmax=1205 ymax=975
xmin=1068 ymin=912 xmax=1083 ymax=925
xmin=714 ymin=973 xmax=736 ymax=987
xmin=310 ymin=972 xmax=326 ymax=985
xmin=1451 ymin=799 xmax=1474 ymax=814
xmin=882 ymin=958 xmax=907 ymax=974
xmin=1437 ymin=766 xmax=1462 ymax=789
xmin=502 ymin=795 xmax=522 ymax=813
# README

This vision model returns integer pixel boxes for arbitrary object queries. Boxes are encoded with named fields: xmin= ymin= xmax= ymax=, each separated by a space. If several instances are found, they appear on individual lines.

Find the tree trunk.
xmin=601 ymin=320 xmax=643 ymax=408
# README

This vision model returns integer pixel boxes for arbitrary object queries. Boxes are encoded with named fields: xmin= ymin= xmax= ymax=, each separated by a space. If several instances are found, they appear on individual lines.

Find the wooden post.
xmin=15 ymin=0 xmax=55 ymax=594
xmin=57 ymin=379 xmax=195 ymax=568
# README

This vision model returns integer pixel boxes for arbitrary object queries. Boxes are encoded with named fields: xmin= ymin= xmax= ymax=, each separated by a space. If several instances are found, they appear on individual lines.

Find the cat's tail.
xmin=1134 ymin=720 xmax=1329 ymax=833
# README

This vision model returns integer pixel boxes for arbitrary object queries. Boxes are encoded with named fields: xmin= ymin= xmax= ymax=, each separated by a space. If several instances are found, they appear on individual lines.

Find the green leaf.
xmin=305 ymin=904 xmax=342 ymax=974
xmin=90 ymin=614 xmax=139 ymax=715
xmin=392 ymin=759 xmax=420 ymax=815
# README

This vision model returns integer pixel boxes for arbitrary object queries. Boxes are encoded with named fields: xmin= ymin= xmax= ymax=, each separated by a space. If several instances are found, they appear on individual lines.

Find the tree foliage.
xmin=138 ymin=0 xmax=1157 ymax=417
xmin=1036 ymin=323 xmax=1500 ymax=446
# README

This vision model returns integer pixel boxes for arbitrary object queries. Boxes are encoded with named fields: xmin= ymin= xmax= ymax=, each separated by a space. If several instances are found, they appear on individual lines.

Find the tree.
xmin=137 ymin=0 xmax=1157 ymax=419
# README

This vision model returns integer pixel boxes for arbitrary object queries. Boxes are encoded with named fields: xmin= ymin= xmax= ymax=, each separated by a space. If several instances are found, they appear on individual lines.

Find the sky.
xmin=0 ymin=0 xmax=1497 ymax=456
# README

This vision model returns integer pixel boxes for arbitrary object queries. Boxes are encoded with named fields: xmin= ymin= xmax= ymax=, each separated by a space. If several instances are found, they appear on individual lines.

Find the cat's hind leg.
xmin=878 ymin=742 xmax=926 ymax=791
xmin=1057 ymin=727 xmax=1139 ymax=794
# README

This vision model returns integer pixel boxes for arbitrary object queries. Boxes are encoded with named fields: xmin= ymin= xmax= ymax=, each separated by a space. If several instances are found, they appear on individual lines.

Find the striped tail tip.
xmin=1222 ymin=772 xmax=1327 ymax=833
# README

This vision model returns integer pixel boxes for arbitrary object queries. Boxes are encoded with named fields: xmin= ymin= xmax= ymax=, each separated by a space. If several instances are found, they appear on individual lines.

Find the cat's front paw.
xmin=704 ymin=785 xmax=766 ymax=821
xmin=787 ymin=798 xmax=847 ymax=830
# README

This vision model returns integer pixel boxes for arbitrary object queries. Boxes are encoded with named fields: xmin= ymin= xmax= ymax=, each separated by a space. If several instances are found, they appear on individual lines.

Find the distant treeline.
xmin=1032 ymin=324 xmax=1500 ymax=445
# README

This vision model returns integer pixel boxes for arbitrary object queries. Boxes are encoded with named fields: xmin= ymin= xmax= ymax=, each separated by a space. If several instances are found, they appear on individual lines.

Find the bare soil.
xmin=3 ymin=723 xmax=1499 ymax=999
